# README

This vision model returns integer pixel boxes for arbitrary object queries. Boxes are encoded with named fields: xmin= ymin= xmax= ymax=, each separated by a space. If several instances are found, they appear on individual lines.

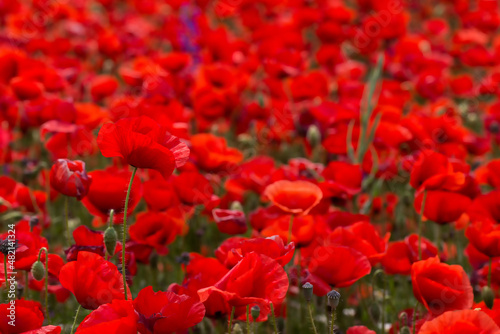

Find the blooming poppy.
xmin=263 ymin=180 xmax=323 ymax=215
xmin=215 ymin=236 xmax=295 ymax=268
xmin=134 ymin=286 xmax=205 ymax=334
xmin=0 ymin=299 xmax=61 ymax=334
xmin=50 ymin=159 xmax=92 ymax=200
xmin=411 ymin=257 xmax=473 ymax=316
xmin=419 ymin=310 xmax=500 ymax=334
xmin=97 ymin=116 xmax=190 ymax=179
xmin=76 ymin=300 xmax=138 ymax=334
xmin=466 ymin=219 xmax=500 ymax=258
xmin=198 ymin=253 xmax=289 ymax=321
xmin=190 ymin=133 xmax=243 ymax=173
xmin=81 ymin=167 xmax=142 ymax=227
xmin=129 ymin=209 xmax=187 ymax=256
xmin=307 ymin=245 xmax=371 ymax=288
xmin=59 ymin=251 xmax=131 ymax=310
xmin=212 ymin=209 xmax=248 ymax=235
xmin=346 ymin=326 xmax=376 ymax=334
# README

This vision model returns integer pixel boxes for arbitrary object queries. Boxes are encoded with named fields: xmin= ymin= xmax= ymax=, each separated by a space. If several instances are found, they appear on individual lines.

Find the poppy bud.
xmin=232 ymin=323 xmax=243 ymax=334
xmin=306 ymin=125 xmax=321 ymax=147
xmin=327 ymin=290 xmax=340 ymax=309
xmin=372 ymin=269 xmax=385 ymax=289
xmin=302 ymin=282 xmax=314 ymax=302
xmin=230 ymin=201 xmax=244 ymax=212
xmin=400 ymin=326 xmax=411 ymax=334
xmin=31 ymin=260 xmax=45 ymax=281
xmin=251 ymin=305 xmax=260 ymax=320
xmin=482 ymin=286 xmax=495 ymax=309
xmin=104 ymin=226 xmax=118 ymax=256
xmin=399 ymin=312 xmax=408 ymax=324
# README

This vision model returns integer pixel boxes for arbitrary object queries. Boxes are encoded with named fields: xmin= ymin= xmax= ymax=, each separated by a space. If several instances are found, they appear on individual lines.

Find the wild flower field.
xmin=0 ymin=0 xmax=500 ymax=333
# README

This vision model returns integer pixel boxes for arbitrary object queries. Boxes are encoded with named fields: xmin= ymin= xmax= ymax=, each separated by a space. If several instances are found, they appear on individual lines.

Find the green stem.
xmin=228 ymin=306 xmax=235 ymax=334
xmin=418 ymin=190 xmax=428 ymax=261
xmin=270 ymin=302 xmax=278 ymax=334
xmin=412 ymin=301 xmax=418 ymax=334
xmin=330 ymin=307 xmax=336 ymax=334
xmin=488 ymin=257 xmax=493 ymax=288
xmin=246 ymin=305 xmax=251 ymax=334
xmin=70 ymin=305 xmax=81 ymax=334
xmin=121 ymin=167 xmax=137 ymax=300
xmin=37 ymin=247 xmax=50 ymax=323
xmin=288 ymin=215 xmax=295 ymax=244
xmin=65 ymin=196 xmax=70 ymax=246
xmin=307 ymin=303 xmax=318 ymax=334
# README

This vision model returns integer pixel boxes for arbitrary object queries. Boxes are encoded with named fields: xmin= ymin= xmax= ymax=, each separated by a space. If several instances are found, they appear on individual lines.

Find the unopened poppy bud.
xmin=306 ymin=125 xmax=321 ymax=147
xmin=399 ymin=312 xmax=408 ymax=324
xmin=372 ymin=269 xmax=385 ymax=289
xmin=232 ymin=323 xmax=243 ymax=334
xmin=302 ymin=282 xmax=314 ymax=302
xmin=327 ymin=290 xmax=340 ymax=309
xmin=230 ymin=201 xmax=243 ymax=212
xmin=104 ymin=226 xmax=118 ymax=256
xmin=251 ymin=305 xmax=260 ymax=320
xmin=482 ymin=286 xmax=495 ymax=309
xmin=31 ymin=260 xmax=45 ymax=281
xmin=400 ymin=326 xmax=411 ymax=334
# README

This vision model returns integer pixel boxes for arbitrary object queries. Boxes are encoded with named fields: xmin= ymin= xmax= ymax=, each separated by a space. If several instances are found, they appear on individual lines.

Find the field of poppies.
xmin=2 ymin=0 xmax=500 ymax=333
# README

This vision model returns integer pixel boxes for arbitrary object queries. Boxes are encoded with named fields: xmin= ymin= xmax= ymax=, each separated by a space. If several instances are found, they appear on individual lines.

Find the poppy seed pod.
xmin=104 ymin=226 xmax=118 ymax=256
xmin=251 ymin=305 xmax=260 ymax=320
xmin=31 ymin=260 xmax=45 ymax=281
xmin=230 ymin=201 xmax=243 ymax=212
xmin=302 ymin=282 xmax=314 ymax=302
xmin=400 ymin=326 xmax=411 ymax=334
xmin=482 ymin=286 xmax=494 ymax=309
xmin=327 ymin=290 xmax=341 ymax=309
xmin=306 ymin=125 xmax=321 ymax=147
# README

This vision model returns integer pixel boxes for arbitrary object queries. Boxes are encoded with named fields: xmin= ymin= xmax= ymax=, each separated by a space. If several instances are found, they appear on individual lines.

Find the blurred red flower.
xmin=419 ymin=310 xmax=500 ymax=334
xmin=263 ymin=180 xmax=323 ymax=215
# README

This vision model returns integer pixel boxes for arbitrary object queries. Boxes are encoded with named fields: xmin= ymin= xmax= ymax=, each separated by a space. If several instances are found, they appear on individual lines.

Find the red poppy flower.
xmin=97 ymin=116 xmax=189 ymax=179
xmin=90 ymin=75 xmax=119 ymax=101
xmin=0 ymin=299 xmax=61 ymax=334
xmin=346 ymin=326 xmax=376 ymax=334
xmin=263 ymin=180 xmax=323 ymax=215
xmin=411 ymin=257 xmax=473 ymax=316
xmin=76 ymin=300 xmax=138 ymax=334
xmin=134 ymin=286 xmax=205 ymax=334
xmin=326 ymin=222 xmax=389 ymax=265
xmin=10 ymin=76 xmax=44 ymax=100
xmin=81 ymin=167 xmax=142 ymax=227
xmin=50 ymin=159 xmax=92 ymax=200
xmin=190 ymin=133 xmax=243 ymax=173
xmin=466 ymin=219 xmax=500 ymax=258
xmin=320 ymin=161 xmax=362 ymax=198
xmin=59 ymin=251 xmax=131 ymax=310
xmin=198 ymin=253 xmax=289 ymax=321
xmin=307 ymin=245 xmax=371 ymax=288
xmin=129 ymin=209 xmax=187 ymax=255
xmin=419 ymin=310 xmax=500 ymax=334
xmin=215 ymin=236 xmax=295 ymax=268
xmin=260 ymin=214 xmax=316 ymax=246
xmin=212 ymin=209 xmax=248 ymax=235
xmin=142 ymin=175 xmax=180 ymax=211
xmin=173 ymin=171 xmax=213 ymax=205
